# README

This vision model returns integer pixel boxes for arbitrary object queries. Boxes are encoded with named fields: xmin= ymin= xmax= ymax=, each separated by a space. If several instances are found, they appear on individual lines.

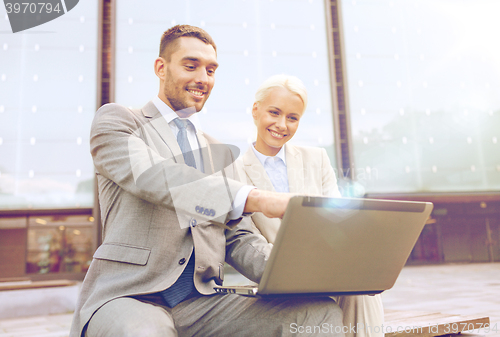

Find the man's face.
xmin=160 ymin=37 xmax=218 ymax=115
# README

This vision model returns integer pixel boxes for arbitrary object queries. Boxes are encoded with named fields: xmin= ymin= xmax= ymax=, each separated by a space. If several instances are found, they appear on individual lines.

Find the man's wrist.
xmin=244 ymin=188 xmax=261 ymax=213
xmin=228 ymin=185 xmax=256 ymax=220
xmin=244 ymin=189 xmax=292 ymax=219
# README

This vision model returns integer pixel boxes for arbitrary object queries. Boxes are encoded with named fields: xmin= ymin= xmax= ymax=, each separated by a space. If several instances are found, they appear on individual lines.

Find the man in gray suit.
xmin=70 ymin=25 xmax=344 ymax=337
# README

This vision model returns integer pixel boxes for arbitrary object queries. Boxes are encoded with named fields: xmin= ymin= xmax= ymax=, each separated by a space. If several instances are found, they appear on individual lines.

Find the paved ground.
xmin=382 ymin=262 xmax=500 ymax=336
xmin=0 ymin=262 xmax=499 ymax=336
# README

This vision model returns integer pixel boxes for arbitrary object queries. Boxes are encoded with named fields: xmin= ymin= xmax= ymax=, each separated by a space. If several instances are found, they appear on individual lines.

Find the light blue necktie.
xmin=172 ymin=118 xmax=196 ymax=168
xmin=160 ymin=118 xmax=197 ymax=307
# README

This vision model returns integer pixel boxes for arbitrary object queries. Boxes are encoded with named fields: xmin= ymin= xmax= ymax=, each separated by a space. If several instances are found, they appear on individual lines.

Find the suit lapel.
xmin=141 ymin=101 xmax=184 ymax=164
xmin=242 ymin=147 xmax=275 ymax=191
xmin=286 ymin=145 xmax=304 ymax=193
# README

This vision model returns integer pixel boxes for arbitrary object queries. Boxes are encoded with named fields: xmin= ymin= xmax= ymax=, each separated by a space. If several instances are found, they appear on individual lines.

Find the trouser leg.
xmin=85 ymin=296 xmax=177 ymax=337
xmin=334 ymin=295 xmax=384 ymax=337
xmin=173 ymin=293 xmax=345 ymax=337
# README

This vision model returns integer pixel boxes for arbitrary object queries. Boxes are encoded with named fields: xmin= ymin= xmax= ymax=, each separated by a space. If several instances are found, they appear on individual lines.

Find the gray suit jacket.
xmin=70 ymin=102 xmax=272 ymax=337
xmin=236 ymin=144 xmax=341 ymax=243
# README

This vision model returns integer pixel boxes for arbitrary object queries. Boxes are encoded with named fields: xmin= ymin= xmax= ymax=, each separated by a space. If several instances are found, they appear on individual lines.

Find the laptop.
xmin=214 ymin=196 xmax=433 ymax=297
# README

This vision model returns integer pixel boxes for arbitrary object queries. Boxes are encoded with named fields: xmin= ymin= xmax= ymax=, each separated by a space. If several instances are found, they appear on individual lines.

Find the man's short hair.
xmin=254 ymin=74 xmax=308 ymax=114
xmin=159 ymin=24 xmax=217 ymax=61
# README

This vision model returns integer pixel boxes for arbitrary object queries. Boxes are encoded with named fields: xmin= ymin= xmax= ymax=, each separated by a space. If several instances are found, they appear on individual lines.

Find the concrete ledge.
xmin=384 ymin=310 xmax=490 ymax=337
xmin=0 ymin=280 xmax=80 ymax=319
xmin=0 ymin=279 xmax=77 ymax=291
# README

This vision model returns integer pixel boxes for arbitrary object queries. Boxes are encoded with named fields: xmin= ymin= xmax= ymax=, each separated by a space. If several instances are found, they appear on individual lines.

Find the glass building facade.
xmin=0 ymin=0 xmax=98 ymax=279
xmin=115 ymin=0 xmax=337 ymax=162
xmin=1 ymin=0 xmax=499 ymax=279
xmin=0 ymin=0 xmax=98 ymax=210
xmin=342 ymin=0 xmax=500 ymax=193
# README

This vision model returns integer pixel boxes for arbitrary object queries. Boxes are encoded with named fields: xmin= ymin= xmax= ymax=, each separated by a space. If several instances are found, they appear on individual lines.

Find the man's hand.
xmin=244 ymin=189 xmax=293 ymax=219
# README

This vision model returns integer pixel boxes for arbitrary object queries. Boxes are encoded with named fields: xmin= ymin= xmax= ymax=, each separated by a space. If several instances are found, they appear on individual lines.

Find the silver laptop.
xmin=215 ymin=196 xmax=433 ymax=297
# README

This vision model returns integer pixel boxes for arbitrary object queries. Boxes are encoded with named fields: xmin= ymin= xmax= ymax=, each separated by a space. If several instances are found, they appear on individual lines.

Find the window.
xmin=342 ymin=0 xmax=500 ymax=193
xmin=0 ymin=0 xmax=98 ymax=209
xmin=26 ymin=215 xmax=95 ymax=274
xmin=115 ymin=0 xmax=336 ymax=165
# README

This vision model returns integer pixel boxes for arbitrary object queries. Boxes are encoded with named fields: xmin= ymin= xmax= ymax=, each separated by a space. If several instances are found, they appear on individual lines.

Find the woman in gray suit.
xmin=237 ymin=74 xmax=385 ymax=337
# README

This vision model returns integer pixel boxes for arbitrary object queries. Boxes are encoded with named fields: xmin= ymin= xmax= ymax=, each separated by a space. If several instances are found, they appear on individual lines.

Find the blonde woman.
xmin=237 ymin=74 xmax=384 ymax=337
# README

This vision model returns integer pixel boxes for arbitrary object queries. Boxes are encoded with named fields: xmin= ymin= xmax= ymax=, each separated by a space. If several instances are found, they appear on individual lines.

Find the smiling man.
xmin=70 ymin=25 xmax=344 ymax=337
xmin=158 ymin=32 xmax=218 ymax=115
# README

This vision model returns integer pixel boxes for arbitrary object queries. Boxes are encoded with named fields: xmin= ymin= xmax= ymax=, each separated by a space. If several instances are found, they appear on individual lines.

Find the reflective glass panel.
xmin=115 ymin=0 xmax=337 ymax=165
xmin=26 ymin=215 xmax=94 ymax=274
xmin=342 ymin=0 xmax=500 ymax=193
xmin=0 ymin=1 xmax=98 ymax=209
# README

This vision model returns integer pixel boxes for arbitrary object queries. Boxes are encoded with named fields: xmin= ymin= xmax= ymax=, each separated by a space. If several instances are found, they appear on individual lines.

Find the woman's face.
xmin=252 ymin=87 xmax=304 ymax=156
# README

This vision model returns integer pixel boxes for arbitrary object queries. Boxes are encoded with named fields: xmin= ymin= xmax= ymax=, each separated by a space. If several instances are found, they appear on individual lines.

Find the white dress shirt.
xmin=251 ymin=143 xmax=289 ymax=193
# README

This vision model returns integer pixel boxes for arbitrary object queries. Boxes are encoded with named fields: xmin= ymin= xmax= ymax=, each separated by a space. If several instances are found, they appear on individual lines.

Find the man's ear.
xmin=154 ymin=57 xmax=166 ymax=79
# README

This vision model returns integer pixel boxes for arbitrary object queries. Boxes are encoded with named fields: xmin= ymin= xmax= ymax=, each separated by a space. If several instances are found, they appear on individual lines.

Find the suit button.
xmin=179 ymin=258 xmax=186 ymax=265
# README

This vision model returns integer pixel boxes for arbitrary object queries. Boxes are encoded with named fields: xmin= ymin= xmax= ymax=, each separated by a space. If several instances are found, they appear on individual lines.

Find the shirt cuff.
xmin=228 ymin=185 xmax=257 ymax=220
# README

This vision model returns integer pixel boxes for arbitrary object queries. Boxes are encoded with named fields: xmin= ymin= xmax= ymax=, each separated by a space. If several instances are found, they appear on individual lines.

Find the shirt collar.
xmin=152 ymin=96 xmax=202 ymax=132
xmin=251 ymin=143 xmax=287 ymax=167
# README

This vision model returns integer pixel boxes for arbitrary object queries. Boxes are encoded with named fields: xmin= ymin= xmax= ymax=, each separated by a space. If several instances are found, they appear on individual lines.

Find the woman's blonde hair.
xmin=254 ymin=74 xmax=308 ymax=114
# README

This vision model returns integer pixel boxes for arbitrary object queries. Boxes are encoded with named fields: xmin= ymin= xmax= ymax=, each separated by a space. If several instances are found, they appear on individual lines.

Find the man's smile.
xmin=187 ymin=88 xmax=206 ymax=98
